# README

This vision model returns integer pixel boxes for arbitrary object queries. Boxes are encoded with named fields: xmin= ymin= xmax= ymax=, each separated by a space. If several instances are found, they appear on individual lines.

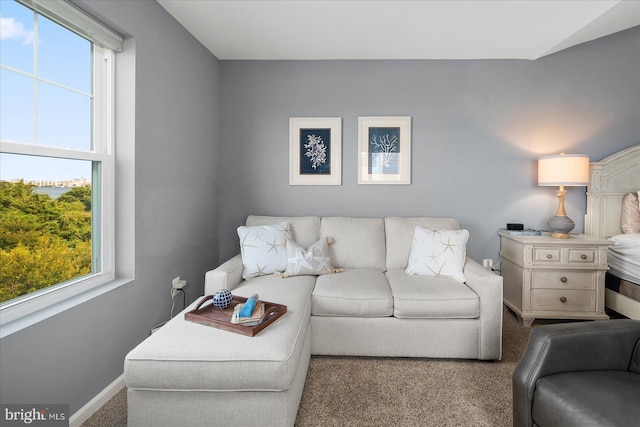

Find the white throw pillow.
xmin=281 ymin=237 xmax=337 ymax=277
xmin=237 ymin=222 xmax=292 ymax=279
xmin=621 ymin=193 xmax=640 ymax=234
xmin=406 ymin=226 xmax=469 ymax=282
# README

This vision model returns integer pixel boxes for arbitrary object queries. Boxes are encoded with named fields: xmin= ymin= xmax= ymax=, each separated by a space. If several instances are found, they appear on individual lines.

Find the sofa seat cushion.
xmin=386 ymin=269 xmax=479 ymax=319
xmin=532 ymin=371 xmax=640 ymax=427
xmin=125 ymin=275 xmax=315 ymax=392
xmin=311 ymin=269 xmax=393 ymax=317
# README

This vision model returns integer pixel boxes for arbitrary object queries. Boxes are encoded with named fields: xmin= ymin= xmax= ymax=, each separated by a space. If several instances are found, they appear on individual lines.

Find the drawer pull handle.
xmin=546 ymin=254 xmax=552 ymax=259
xmin=560 ymin=296 xmax=567 ymax=303
xmin=581 ymin=254 xmax=587 ymax=260
xmin=560 ymin=277 xmax=568 ymax=283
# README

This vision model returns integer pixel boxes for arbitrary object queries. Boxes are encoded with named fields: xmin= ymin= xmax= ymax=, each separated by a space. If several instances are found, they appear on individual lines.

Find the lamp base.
xmin=548 ymin=214 xmax=575 ymax=239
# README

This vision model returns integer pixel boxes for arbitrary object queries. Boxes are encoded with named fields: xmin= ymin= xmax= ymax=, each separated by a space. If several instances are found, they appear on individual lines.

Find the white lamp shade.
xmin=538 ymin=154 xmax=590 ymax=186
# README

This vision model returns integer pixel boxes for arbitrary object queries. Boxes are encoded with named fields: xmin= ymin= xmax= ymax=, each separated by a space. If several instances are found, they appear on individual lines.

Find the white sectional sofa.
xmin=124 ymin=216 xmax=503 ymax=427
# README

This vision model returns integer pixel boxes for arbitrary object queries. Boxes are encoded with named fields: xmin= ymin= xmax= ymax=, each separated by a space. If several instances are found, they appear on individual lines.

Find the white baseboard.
xmin=69 ymin=373 xmax=125 ymax=427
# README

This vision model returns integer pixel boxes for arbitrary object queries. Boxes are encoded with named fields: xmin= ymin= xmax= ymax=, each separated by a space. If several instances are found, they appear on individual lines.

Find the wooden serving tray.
xmin=185 ymin=295 xmax=287 ymax=336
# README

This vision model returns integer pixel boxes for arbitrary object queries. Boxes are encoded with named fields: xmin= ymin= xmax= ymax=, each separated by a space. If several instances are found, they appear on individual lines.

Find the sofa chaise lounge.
xmin=124 ymin=216 xmax=503 ymax=426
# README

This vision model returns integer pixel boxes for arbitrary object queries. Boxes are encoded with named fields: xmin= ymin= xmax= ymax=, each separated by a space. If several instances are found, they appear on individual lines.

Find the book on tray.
xmin=231 ymin=301 xmax=265 ymax=326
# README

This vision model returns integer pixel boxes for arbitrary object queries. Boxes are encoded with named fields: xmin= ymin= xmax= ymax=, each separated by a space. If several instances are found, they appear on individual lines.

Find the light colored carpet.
xmin=83 ymin=308 xmax=532 ymax=427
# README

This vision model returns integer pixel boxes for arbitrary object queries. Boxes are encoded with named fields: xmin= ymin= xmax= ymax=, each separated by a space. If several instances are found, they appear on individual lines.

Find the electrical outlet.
xmin=171 ymin=276 xmax=187 ymax=297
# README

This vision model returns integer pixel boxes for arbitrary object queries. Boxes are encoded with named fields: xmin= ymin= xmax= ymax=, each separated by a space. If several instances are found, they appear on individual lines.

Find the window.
xmin=0 ymin=0 xmax=122 ymax=326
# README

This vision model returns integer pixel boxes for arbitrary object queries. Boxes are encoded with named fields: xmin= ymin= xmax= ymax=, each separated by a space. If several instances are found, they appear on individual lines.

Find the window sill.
xmin=0 ymin=277 xmax=133 ymax=338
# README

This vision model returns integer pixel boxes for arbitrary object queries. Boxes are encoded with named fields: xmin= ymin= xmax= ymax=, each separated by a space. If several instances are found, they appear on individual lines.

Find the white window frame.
xmin=0 ymin=0 xmax=122 ymax=332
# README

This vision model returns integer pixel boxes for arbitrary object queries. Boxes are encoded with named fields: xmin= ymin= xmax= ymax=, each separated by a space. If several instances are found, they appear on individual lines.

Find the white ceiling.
xmin=157 ymin=0 xmax=640 ymax=60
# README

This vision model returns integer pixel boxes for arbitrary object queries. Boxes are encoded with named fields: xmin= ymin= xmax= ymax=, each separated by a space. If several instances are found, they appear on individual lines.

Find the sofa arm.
xmin=204 ymin=254 xmax=244 ymax=295
xmin=463 ymin=257 xmax=503 ymax=360
xmin=513 ymin=319 xmax=640 ymax=427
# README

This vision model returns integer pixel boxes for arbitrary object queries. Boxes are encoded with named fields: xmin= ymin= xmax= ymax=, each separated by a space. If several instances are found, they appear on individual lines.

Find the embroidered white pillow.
xmin=282 ymin=237 xmax=336 ymax=277
xmin=406 ymin=226 xmax=469 ymax=282
xmin=237 ymin=222 xmax=292 ymax=279
xmin=620 ymin=192 xmax=640 ymax=234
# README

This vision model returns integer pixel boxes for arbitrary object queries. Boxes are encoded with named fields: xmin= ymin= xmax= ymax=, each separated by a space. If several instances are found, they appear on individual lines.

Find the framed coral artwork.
xmin=289 ymin=117 xmax=342 ymax=185
xmin=358 ymin=116 xmax=411 ymax=184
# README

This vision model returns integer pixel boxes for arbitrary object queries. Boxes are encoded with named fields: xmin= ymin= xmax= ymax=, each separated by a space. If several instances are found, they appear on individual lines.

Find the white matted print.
xmin=289 ymin=117 xmax=342 ymax=185
xmin=358 ymin=116 xmax=411 ymax=184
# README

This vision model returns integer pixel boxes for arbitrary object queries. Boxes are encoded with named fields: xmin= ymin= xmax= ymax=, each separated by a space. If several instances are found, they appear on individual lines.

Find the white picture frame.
xmin=289 ymin=117 xmax=342 ymax=185
xmin=358 ymin=116 xmax=411 ymax=185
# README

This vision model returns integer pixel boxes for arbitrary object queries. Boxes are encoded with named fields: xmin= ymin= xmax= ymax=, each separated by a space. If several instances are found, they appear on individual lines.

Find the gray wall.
xmin=0 ymin=0 xmax=221 ymax=414
xmin=0 ymin=1 xmax=638 ymax=417
xmin=218 ymin=26 xmax=640 ymax=262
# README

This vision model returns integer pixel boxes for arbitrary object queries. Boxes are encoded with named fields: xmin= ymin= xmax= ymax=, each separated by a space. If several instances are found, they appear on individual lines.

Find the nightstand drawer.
xmin=532 ymin=270 xmax=595 ymax=290
xmin=533 ymin=248 xmax=561 ymax=264
xmin=568 ymin=248 xmax=596 ymax=265
xmin=532 ymin=289 xmax=595 ymax=311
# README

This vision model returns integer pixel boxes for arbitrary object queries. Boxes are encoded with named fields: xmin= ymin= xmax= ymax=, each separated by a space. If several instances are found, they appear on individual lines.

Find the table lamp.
xmin=537 ymin=153 xmax=590 ymax=238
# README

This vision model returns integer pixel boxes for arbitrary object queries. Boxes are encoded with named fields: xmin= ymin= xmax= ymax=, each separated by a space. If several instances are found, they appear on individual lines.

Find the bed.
xmin=585 ymin=144 xmax=640 ymax=320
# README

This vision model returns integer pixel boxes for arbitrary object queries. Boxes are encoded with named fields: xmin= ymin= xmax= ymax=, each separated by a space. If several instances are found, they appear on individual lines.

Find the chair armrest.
xmin=513 ymin=319 xmax=640 ymax=427
xmin=463 ymin=257 xmax=503 ymax=360
xmin=204 ymin=254 xmax=244 ymax=295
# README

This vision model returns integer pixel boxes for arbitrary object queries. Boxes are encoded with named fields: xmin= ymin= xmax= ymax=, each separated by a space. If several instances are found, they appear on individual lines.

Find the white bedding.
xmin=608 ymin=234 xmax=640 ymax=282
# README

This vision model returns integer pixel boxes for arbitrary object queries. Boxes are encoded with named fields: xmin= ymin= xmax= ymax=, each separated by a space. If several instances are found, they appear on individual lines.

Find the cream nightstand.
xmin=499 ymin=231 xmax=612 ymax=326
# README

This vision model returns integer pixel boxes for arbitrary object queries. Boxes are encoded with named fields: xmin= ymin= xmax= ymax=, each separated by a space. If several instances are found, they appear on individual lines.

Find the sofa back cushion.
xmin=320 ymin=217 xmax=386 ymax=270
xmin=246 ymin=216 xmax=320 ymax=248
xmin=385 ymin=217 xmax=460 ymax=269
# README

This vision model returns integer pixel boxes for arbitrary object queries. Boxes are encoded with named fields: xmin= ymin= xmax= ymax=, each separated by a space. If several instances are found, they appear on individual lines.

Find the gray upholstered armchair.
xmin=513 ymin=319 xmax=640 ymax=427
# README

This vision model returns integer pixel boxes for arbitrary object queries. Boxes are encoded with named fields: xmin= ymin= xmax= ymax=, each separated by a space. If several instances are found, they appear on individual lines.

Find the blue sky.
xmin=1 ymin=0 xmax=92 ymax=183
